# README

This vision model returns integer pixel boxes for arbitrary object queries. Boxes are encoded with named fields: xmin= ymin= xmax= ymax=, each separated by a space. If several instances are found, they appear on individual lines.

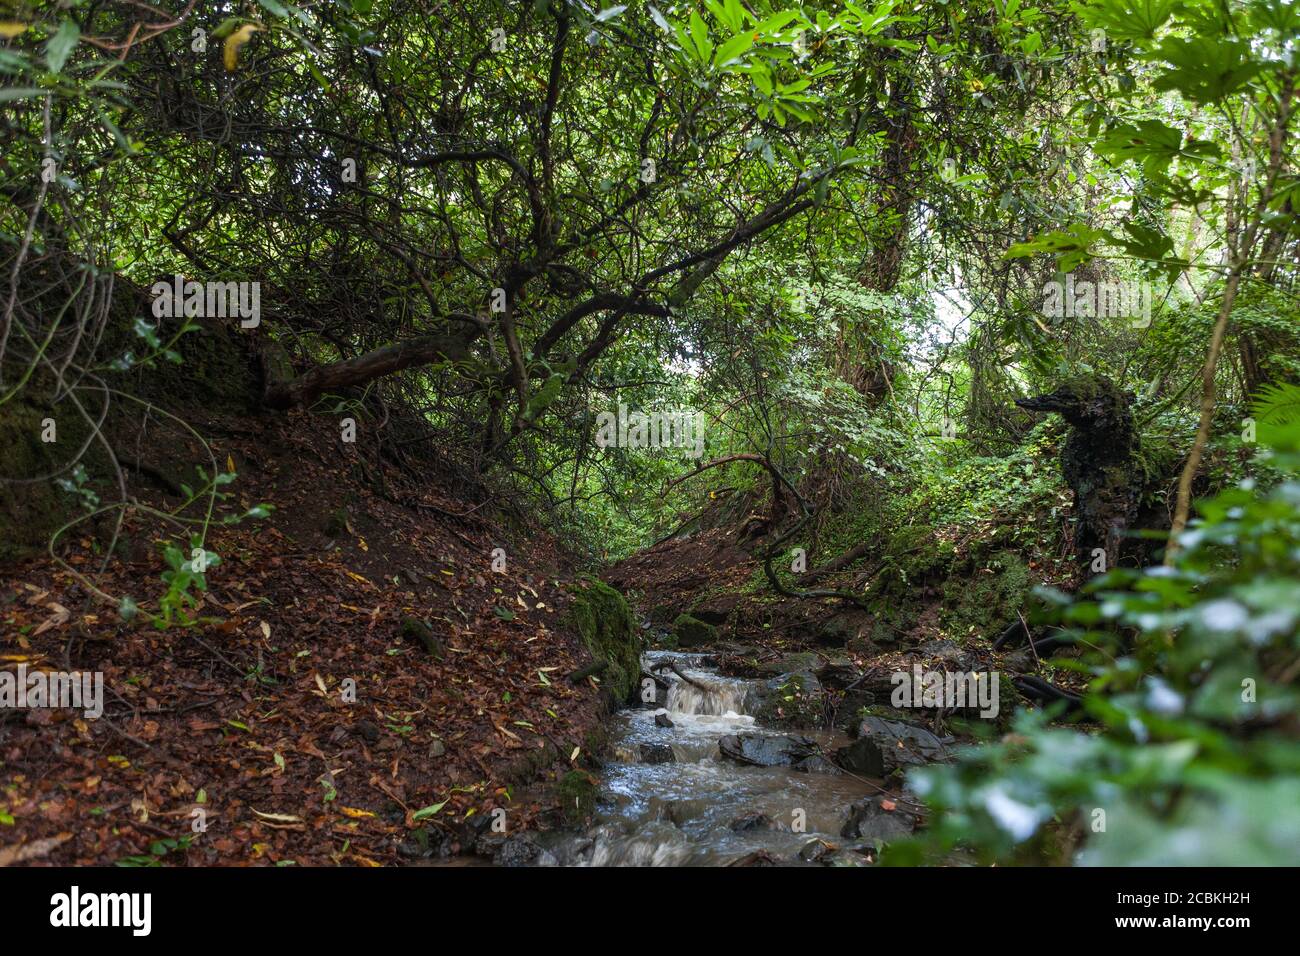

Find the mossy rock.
xmin=557 ymin=770 xmax=597 ymax=824
xmin=0 ymin=399 xmax=94 ymax=562
xmin=567 ymin=579 xmax=641 ymax=704
xmin=940 ymin=549 xmax=1030 ymax=636
xmin=752 ymin=670 xmax=825 ymax=728
xmin=672 ymin=613 xmax=717 ymax=647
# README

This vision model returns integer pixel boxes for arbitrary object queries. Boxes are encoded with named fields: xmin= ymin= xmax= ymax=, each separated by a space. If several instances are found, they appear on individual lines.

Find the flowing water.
xmin=551 ymin=650 xmax=875 ymax=866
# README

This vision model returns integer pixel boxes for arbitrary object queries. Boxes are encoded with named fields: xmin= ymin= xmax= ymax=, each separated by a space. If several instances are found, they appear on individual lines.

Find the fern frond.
xmin=1251 ymin=381 xmax=1300 ymax=426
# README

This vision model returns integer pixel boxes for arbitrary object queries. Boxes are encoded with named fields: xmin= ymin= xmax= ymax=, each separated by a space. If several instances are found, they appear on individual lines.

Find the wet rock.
xmin=841 ymin=796 xmax=919 ymax=844
xmin=427 ymin=737 xmax=446 ymax=759
xmin=672 ymin=613 xmax=718 ymax=647
xmin=532 ymin=829 xmax=594 ymax=866
xmin=493 ymin=835 xmax=557 ymax=867
xmin=472 ymin=830 xmax=507 ymax=858
xmin=639 ymin=742 xmax=675 ymax=764
xmin=852 ymin=715 xmax=950 ymax=771
xmin=727 ymin=849 xmax=781 ymax=866
xmin=728 ymin=812 xmax=787 ymax=832
xmin=654 ymin=711 xmax=675 ymax=728
xmin=835 ymin=737 xmax=886 ymax=777
xmin=822 ymin=847 xmax=874 ymax=866
xmin=752 ymin=651 xmax=820 ymax=678
xmin=718 ymin=733 xmax=819 ymax=767
xmin=798 ymin=839 xmax=835 ymax=863
xmin=792 ymin=754 xmax=843 ymax=775
xmin=835 ymin=690 xmax=877 ymax=732
xmin=397 ymin=825 xmax=454 ymax=860
xmin=651 ymin=798 xmax=709 ymax=827
xmin=751 ymin=669 xmax=825 ymax=727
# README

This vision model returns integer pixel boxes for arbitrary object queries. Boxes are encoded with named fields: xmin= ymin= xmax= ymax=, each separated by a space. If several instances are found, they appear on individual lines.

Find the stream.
xmin=542 ymin=650 xmax=879 ymax=866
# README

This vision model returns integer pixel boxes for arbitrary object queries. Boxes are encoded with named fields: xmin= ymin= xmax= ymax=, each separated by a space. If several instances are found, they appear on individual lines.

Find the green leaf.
xmin=1006 ymin=224 xmax=1108 ymax=272
xmin=1147 ymin=36 xmax=1262 ymax=105
xmin=45 ymin=20 xmax=79 ymax=74
xmin=1076 ymin=0 xmax=1175 ymax=42
xmin=713 ymin=32 xmax=753 ymax=68
xmin=688 ymin=11 xmax=713 ymax=62
xmin=412 ymin=800 xmax=448 ymax=820
xmin=1094 ymin=120 xmax=1186 ymax=177
xmin=256 ymin=0 xmax=291 ymax=17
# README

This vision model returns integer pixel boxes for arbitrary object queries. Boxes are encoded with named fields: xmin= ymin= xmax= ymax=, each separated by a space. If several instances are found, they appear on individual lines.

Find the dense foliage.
xmin=2 ymin=0 xmax=1297 ymax=865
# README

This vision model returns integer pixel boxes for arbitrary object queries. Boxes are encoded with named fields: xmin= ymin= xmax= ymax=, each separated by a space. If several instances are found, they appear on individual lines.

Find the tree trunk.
xmin=263 ymin=327 xmax=481 ymax=410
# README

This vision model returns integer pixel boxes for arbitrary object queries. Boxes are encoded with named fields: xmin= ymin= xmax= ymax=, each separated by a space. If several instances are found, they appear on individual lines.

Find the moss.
xmin=672 ymin=613 xmax=717 ymax=647
xmin=0 ymin=399 xmax=91 ymax=562
xmin=940 ymin=549 xmax=1030 ymax=637
xmin=557 ymin=769 xmax=597 ymax=824
xmin=566 ymin=579 xmax=641 ymax=704
xmin=753 ymin=670 xmax=825 ymax=727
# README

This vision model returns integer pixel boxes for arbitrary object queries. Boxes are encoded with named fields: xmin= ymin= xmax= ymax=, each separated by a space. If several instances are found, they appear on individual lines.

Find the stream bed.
xmin=542 ymin=650 xmax=880 ymax=866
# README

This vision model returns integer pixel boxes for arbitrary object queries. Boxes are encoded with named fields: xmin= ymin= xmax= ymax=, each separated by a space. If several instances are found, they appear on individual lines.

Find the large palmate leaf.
xmin=1147 ymin=35 xmax=1263 ymax=104
xmin=1073 ymin=0 xmax=1176 ymax=41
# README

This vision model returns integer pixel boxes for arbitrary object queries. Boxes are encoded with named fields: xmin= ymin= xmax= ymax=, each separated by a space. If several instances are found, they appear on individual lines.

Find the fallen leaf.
xmin=251 ymin=808 xmax=303 ymax=823
xmin=0 ymin=833 xmax=71 ymax=867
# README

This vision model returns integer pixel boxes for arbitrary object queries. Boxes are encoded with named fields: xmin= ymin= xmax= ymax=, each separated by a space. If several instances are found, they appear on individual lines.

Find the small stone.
xmin=639 ymin=742 xmax=675 ymax=764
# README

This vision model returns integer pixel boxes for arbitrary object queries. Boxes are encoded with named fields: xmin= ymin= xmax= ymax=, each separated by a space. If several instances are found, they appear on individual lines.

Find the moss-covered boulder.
xmin=557 ymin=769 xmax=597 ymax=824
xmin=672 ymin=613 xmax=717 ymax=647
xmin=940 ymin=549 xmax=1031 ymax=636
xmin=567 ymin=579 xmax=642 ymax=704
